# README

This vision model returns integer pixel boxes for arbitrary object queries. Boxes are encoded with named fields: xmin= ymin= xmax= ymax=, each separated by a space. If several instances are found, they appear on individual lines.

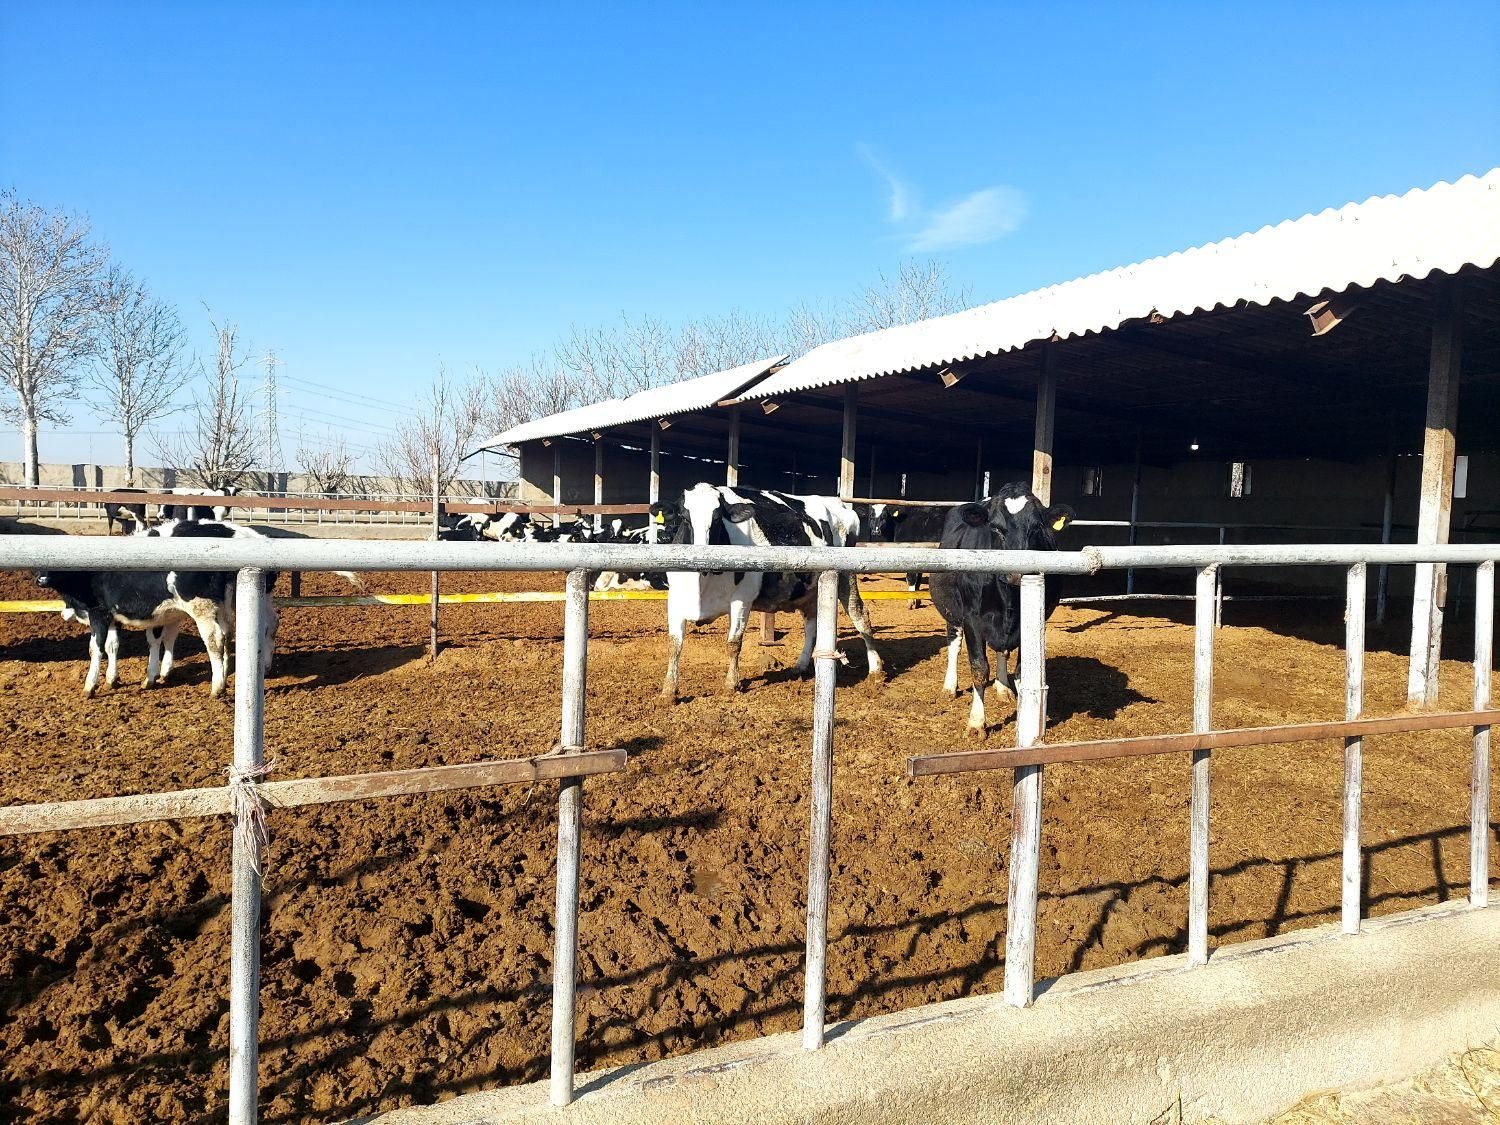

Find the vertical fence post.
xmin=1473 ymin=561 xmax=1494 ymax=908
xmin=802 ymin=570 xmax=840 ymax=1049
xmin=228 ymin=569 xmax=267 ymax=1125
xmin=1343 ymin=563 xmax=1367 ymax=933
xmin=430 ymin=450 xmax=440 ymax=662
xmin=1004 ymin=573 xmax=1047 ymax=1007
xmin=551 ymin=568 xmax=590 ymax=1105
xmin=1188 ymin=564 xmax=1216 ymax=966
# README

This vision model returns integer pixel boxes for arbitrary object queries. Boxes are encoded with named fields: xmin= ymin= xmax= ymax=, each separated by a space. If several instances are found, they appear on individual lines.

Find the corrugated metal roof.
xmin=736 ymin=169 xmax=1500 ymax=402
xmin=472 ymin=355 xmax=787 ymax=450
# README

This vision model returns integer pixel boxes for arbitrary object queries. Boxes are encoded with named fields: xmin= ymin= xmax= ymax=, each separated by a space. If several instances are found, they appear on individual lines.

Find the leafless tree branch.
xmin=0 ymin=191 xmax=108 ymax=483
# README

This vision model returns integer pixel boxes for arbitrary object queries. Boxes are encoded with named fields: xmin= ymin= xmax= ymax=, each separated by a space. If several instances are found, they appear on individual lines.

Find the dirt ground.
xmin=0 ymin=545 xmax=1493 ymax=1123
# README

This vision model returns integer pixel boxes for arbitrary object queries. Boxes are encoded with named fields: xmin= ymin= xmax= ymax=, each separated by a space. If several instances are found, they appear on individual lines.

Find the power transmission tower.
xmin=262 ymin=350 xmax=283 ymax=475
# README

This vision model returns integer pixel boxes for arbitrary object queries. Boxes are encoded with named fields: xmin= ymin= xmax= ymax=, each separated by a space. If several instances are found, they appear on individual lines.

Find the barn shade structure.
xmin=473 ymin=169 xmax=1500 ymax=703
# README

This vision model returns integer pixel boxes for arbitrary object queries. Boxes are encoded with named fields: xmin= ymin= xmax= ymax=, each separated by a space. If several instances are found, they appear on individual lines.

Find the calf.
xmin=929 ymin=483 xmax=1073 ymax=735
xmin=654 ymin=483 xmax=883 ymax=700
xmin=36 ymin=556 xmax=238 ymax=697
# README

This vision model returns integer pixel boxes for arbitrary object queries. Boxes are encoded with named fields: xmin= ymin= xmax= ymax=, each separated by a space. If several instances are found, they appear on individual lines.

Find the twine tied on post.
xmin=225 ymin=760 xmax=274 ymax=875
xmin=811 ymin=649 xmax=849 ymax=665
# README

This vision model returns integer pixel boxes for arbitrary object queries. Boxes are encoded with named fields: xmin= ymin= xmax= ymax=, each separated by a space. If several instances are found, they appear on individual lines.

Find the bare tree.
xmin=675 ymin=309 xmax=780 ymax=378
xmin=85 ymin=266 xmax=188 ymax=483
xmin=379 ymin=367 xmax=488 ymax=498
xmin=850 ymin=258 xmax=972 ymax=332
xmin=294 ymin=429 xmax=354 ymax=495
xmin=0 ymin=192 xmax=108 ymax=483
xmin=556 ymin=313 xmax=675 ymax=400
xmin=155 ymin=317 xmax=258 ymax=489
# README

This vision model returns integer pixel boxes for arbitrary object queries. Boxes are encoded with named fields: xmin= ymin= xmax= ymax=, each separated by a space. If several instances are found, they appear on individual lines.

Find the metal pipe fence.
xmin=0 ymin=536 xmax=1496 ymax=1120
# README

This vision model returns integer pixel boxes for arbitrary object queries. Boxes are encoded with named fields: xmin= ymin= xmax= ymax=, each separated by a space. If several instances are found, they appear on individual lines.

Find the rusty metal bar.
xmin=907 ymin=709 xmax=1500 ymax=777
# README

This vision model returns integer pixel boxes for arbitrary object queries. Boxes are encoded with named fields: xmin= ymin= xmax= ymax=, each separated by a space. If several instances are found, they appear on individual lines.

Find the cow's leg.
xmin=963 ymin=621 xmax=991 ymax=737
xmin=143 ymin=628 xmax=163 ymax=687
xmin=724 ymin=599 xmax=752 ymax=691
xmin=83 ymin=617 xmax=108 ymax=697
xmin=993 ymin=647 xmax=1017 ymax=703
xmin=793 ymin=607 xmax=817 ymax=676
xmin=104 ymin=625 xmax=121 ymax=689
xmin=189 ymin=605 xmax=229 ymax=698
xmin=156 ymin=621 xmax=182 ymax=684
xmin=662 ymin=614 xmax=687 ymax=701
xmin=261 ymin=596 xmax=279 ymax=674
xmin=942 ymin=627 xmax=963 ymax=696
xmin=839 ymin=576 xmax=884 ymax=678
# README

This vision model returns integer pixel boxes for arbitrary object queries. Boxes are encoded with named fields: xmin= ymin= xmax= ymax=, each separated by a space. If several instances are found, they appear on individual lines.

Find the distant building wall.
xmin=0 ymin=462 xmax=515 ymax=498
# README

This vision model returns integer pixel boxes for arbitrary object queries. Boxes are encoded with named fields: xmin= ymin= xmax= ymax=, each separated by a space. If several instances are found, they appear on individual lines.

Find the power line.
xmin=281 ymin=374 xmax=407 ymax=412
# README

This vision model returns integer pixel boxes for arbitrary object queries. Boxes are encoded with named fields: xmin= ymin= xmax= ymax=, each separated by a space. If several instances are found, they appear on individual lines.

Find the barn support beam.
xmin=592 ymin=438 xmax=604 ymax=534
xmin=1127 ymin=428 xmax=1143 ymax=595
xmin=1032 ymin=344 xmax=1057 ymax=504
xmin=1408 ymin=289 xmax=1463 ymax=705
xmin=840 ymin=384 xmax=857 ymax=500
xmin=648 ymin=428 xmax=661 ymax=543
xmin=1376 ymin=454 xmax=1396 ymax=624
xmin=726 ymin=405 xmax=741 ymax=487
xmin=552 ymin=444 xmax=563 ymax=529
xmin=973 ymin=437 xmax=985 ymax=500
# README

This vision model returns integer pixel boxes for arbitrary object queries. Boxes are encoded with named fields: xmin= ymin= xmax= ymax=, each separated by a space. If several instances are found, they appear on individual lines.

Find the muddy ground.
xmin=0 ymin=547 xmax=1493 ymax=1123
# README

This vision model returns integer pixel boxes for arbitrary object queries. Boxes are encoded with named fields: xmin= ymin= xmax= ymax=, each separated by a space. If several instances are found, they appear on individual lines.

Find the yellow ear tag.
xmin=654 ymin=512 xmax=665 ymax=523
xmin=1052 ymin=516 xmax=1069 ymax=531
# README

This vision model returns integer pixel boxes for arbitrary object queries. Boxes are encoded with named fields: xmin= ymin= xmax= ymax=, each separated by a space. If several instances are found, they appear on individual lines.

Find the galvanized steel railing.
xmin=0 ymin=536 xmax=1496 ymax=1122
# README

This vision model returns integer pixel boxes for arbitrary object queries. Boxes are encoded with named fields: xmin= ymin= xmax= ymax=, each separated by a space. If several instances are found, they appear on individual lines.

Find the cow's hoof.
xmin=726 ymin=679 xmax=745 ymax=693
xmin=965 ymin=723 xmax=987 ymax=740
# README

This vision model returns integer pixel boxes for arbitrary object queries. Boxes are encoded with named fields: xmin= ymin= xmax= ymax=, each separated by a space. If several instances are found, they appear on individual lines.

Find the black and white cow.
xmin=929 ymin=483 xmax=1073 ymax=735
xmin=160 ymin=486 xmax=241 ymax=522
xmin=35 ymin=524 xmax=251 ymax=698
xmin=653 ymin=483 xmax=883 ymax=700
xmin=104 ymin=487 xmax=150 ymax=535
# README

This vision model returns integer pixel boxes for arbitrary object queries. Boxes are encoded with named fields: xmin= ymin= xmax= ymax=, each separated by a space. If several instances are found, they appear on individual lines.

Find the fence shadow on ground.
xmin=7 ymin=818 xmax=1487 ymax=1123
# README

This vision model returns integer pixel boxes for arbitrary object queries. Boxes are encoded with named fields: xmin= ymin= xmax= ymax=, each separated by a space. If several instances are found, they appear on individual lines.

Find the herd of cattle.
xmin=4 ymin=481 xmax=1074 ymax=733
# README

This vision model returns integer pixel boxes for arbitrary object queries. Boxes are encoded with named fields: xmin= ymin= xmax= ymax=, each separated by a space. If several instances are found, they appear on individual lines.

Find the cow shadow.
xmin=1046 ymin=656 xmax=1155 ymax=725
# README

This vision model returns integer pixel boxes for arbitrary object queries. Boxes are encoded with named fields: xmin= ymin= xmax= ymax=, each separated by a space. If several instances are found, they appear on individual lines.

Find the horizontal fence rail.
xmin=6 ymin=537 xmax=1500 ymax=576
xmin=0 ymin=536 xmax=1496 ymax=1120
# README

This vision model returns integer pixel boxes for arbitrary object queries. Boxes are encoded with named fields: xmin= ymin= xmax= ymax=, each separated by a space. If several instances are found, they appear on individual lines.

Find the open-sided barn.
xmin=476 ymin=169 xmax=1500 ymax=704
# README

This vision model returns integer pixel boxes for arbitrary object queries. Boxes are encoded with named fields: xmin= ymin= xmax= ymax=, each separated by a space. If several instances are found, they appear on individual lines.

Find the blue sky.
xmin=3 ymin=1 xmax=1498 ymax=471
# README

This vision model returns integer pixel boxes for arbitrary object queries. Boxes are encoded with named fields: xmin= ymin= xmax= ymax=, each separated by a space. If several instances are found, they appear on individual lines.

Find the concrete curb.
xmin=361 ymin=903 xmax=1500 ymax=1125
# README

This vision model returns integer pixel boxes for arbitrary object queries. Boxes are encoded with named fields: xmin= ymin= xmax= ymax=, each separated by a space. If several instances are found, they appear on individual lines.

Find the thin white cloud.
xmin=908 ymin=186 xmax=1029 ymax=252
xmin=856 ymin=143 xmax=913 ymax=222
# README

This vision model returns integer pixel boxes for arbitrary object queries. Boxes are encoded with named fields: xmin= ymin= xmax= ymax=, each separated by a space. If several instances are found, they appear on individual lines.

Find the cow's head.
xmin=662 ymin=484 xmax=752 ymax=549
xmin=986 ymin=481 xmax=1074 ymax=552
xmin=860 ymin=502 xmax=896 ymax=541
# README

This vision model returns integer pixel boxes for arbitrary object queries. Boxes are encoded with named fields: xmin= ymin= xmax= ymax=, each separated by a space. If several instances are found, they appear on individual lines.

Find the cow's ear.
xmin=958 ymin=503 xmax=990 ymax=527
xmin=721 ymin=501 xmax=756 ymax=523
xmin=648 ymin=502 xmax=673 ymax=526
xmin=1048 ymin=505 xmax=1075 ymax=532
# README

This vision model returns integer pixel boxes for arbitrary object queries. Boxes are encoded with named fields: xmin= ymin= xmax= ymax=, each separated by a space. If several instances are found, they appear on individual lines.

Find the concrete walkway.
xmin=362 ymin=903 xmax=1500 ymax=1125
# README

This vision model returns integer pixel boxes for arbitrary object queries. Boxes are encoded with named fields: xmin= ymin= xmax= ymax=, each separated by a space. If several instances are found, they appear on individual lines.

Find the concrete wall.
xmin=0 ymin=461 xmax=514 ymax=499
